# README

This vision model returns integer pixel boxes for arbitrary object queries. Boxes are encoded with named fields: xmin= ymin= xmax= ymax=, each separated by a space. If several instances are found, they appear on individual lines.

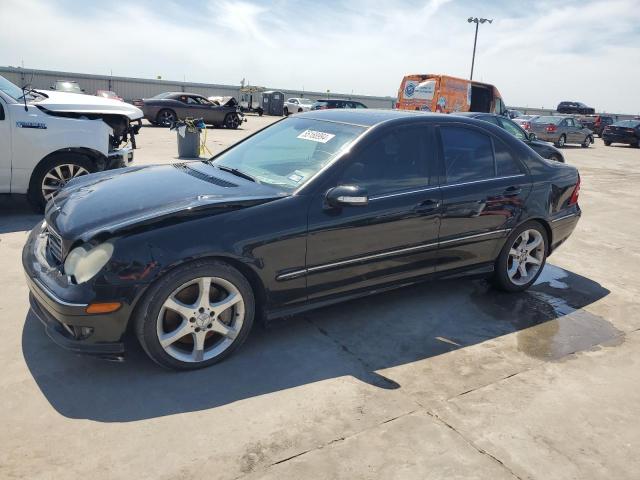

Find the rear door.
xmin=564 ymin=117 xmax=582 ymax=143
xmin=305 ymin=123 xmax=441 ymax=300
xmin=436 ymin=123 xmax=531 ymax=272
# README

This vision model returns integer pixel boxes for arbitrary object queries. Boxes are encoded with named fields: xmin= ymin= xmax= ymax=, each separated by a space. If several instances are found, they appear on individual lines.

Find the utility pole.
xmin=467 ymin=17 xmax=493 ymax=80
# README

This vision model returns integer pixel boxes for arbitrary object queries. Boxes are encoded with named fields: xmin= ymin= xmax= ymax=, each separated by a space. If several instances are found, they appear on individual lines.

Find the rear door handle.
xmin=503 ymin=186 xmax=522 ymax=196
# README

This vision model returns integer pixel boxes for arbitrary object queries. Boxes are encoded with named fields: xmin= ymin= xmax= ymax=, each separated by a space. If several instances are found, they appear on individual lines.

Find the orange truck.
xmin=396 ymin=74 xmax=507 ymax=115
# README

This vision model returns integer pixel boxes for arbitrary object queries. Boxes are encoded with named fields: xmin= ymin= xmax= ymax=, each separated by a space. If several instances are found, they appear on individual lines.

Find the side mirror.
xmin=528 ymin=132 xmax=537 ymax=141
xmin=326 ymin=185 xmax=369 ymax=208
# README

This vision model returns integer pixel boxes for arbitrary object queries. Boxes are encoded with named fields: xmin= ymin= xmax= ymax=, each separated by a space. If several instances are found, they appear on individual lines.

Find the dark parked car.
xmin=455 ymin=112 xmax=565 ymax=162
xmin=602 ymin=120 xmax=640 ymax=147
xmin=557 ymin=101 xmax=595 ymax=115
xmin=24 ymin=110 xmax=581 ymax=370
xmin=50 ymin=80 xmax=84 ymax=94
xmin=134 ymin=92 xmax=243 ymax=128
xmin=311 ymin=99 xmax=367 ymax=110
xmin=530 ymin=115 xmax=594 ymax=148
xmin=577 ymin=115 xmax=614 ymax=137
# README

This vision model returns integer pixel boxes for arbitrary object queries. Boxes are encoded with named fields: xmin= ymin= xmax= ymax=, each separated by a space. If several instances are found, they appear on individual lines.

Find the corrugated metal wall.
xmin=0 ymin=66 xmax=395 ymax=109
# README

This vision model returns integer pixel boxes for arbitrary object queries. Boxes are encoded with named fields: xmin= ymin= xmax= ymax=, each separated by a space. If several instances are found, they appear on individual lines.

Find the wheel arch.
xmin=129 ymin=254 xmax=269 ymax=333
xmin=28 ymin=147 xmax=107 ymax=191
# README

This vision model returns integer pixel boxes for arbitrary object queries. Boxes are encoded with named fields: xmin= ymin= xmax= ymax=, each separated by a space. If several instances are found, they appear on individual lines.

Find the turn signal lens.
xmin=86 ymin=302 xmax=122 ymax=314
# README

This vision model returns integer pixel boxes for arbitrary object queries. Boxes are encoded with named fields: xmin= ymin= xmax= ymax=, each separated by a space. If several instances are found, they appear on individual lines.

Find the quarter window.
xmin=440 ymin=126 xmax=494 ymax=183
xmin=339 ymin=126 xmax=429 ymax=196
xmin=494 ymin=139 xmax=524 ymax=176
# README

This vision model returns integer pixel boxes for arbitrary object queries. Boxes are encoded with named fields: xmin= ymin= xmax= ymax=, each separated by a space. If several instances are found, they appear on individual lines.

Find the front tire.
xmin=581 ymin=135 xmax=593 ymax=148
xmin=134 ymin=259 xmax=255 ymax=370
xmin=493 ymin=222 xmax=548 ymax=292
xmin=27 ymin=153 xmax=94 ymax=212
xmin=604 ymin=140 xmax=612 ymax=146
xmin=224 ymin=113 xmax=241 ymax=129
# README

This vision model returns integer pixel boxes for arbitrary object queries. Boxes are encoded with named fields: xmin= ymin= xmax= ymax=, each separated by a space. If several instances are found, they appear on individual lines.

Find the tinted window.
xmin=477 ymin=115 xmax=500 ymax=126
xmin=494 ymin=139 xmax=524 ymax=176
xmin=498 ymin=117 xmax=527 ymax=140
xmin=339 ymin=126 xmax=429 ymax=196
xmin=440 ymin=126 xmax=494 ymax=183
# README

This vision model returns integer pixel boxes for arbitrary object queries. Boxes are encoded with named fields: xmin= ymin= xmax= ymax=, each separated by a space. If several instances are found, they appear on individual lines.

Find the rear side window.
xmin=440 ymin=127 xmax=494 ymax=183
xmin=494 ymin=139 xmax=524 ymax=176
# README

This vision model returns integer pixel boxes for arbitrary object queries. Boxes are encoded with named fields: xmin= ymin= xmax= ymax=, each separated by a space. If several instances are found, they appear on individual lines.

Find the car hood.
xmin=45 ymin=162 xmax=286 ymax=242
xmin=34 ymin=90 xmax=143 ymax=120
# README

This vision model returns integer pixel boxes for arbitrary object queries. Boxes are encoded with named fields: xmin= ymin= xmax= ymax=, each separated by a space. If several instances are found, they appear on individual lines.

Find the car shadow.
xmin=22 ymin=265 xmax=612 ymax=423
xmin=0 ymin=196 xmax=42 ymax=234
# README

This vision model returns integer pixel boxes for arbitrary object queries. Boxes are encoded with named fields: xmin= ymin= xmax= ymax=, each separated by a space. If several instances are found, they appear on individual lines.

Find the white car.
xmin=284 ymin=98 xmax=313 ymax=116
xmin=0 ymin=75 xmax=142 ymax=210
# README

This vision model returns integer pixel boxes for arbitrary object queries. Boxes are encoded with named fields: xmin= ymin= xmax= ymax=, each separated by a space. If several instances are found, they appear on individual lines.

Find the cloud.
xmin=0 ymin=0 xmax=638 ymax=113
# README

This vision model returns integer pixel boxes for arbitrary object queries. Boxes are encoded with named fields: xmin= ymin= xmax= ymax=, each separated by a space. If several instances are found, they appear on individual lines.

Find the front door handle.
xmin=503 ymin=186 xmax=522 ymax=196
xmin=415 ymin=199 xmax=441 ymax=213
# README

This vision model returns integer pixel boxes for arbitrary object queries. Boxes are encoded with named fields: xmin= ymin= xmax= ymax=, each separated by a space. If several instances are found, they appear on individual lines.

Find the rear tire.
xmin=549 ymin=154 xmax=563 ymax=163
xmin=604 ymin=140 xmax=612 ymax=146
xmin=27 ymin=153 xmax=95 ymax=212
xmin=134 ymin=259 xmax=255 ymax=370
xmin=555 ymin=134 xmax=566 ymax=148
xmin=493 ymin=221 xmax=548 ymax=292
xmin=283 ymin=107 xmax=289 ymax=116
xmin=156 ymin=109 xmax=177 ymax=127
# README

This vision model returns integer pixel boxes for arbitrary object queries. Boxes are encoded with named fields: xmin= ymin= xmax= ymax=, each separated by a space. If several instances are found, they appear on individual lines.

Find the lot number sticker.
xmin=297 ymin=129 xmax=335 ymax=143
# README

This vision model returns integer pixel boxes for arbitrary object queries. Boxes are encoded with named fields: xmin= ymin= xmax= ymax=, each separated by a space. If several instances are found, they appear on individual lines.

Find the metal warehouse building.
xmin=0 ymin=66 xmax=396 ymax=109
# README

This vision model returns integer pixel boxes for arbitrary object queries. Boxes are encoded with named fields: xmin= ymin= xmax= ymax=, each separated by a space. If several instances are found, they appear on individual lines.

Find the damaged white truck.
xmin=0 ymin=75 xmax=142 ymax=210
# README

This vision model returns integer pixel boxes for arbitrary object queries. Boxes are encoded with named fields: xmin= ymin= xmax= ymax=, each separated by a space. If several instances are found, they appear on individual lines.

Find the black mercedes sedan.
xmin=23 ymin=110 xmax=581 ymax=370
xmin=602 ymin=119 xmax=640 ymax=148
xmin=455 ymin=112 xmax=565 ymax=163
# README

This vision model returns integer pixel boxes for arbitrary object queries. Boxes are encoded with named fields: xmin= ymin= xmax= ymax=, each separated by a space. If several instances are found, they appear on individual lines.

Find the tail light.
xmin=523 ymin=122 xmax=531 ymax=130
xmin=595 ymin=116 xmax=601 ymax=127
xmin=395 ymin=102 xmax=399 ymax=109
xmin=569 ymin=175 xmax=580 ymax=206
xmin=546 ymin=124 xmax=557 ymax=133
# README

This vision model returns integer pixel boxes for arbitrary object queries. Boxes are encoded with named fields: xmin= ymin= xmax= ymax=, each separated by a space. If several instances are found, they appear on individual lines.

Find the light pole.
xmin=467 ymin=17 xmax=493 ymax=81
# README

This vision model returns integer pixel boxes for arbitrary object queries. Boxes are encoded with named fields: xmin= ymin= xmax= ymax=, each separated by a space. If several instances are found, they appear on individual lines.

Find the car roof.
xmin=297 ymin=108 xmax=466 ymax=127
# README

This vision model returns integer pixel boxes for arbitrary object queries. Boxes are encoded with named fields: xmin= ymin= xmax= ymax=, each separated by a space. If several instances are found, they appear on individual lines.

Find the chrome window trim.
xmin=31 ymin=277 xmax=88 ymax=308
xmin=370 ymin=186 xmax=439 ymax=201
xmin=441 ymin=174 xmax=526 ymax=189
xmin=276 ymin=229 xmax=510 ymax=281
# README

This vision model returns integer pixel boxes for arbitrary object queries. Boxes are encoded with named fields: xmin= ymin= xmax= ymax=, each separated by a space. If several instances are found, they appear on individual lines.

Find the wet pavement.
xmin=1 ymin=124 xmax=639 ymax=479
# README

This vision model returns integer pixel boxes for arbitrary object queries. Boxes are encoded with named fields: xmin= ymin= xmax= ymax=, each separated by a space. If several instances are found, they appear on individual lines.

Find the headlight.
xmin=64 ymin=242 xmax=114 ymax=284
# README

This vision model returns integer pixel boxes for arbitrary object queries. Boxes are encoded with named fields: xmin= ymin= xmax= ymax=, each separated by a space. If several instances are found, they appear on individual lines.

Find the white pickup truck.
xmin=0 ymin=75 xmax=143 ymax=210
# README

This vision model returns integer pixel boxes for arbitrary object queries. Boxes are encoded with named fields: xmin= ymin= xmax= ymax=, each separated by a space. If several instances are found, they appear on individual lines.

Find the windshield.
xmin=533 ymin=116 xmax=563 ymax=125
xmin=213 ymin=117 xmax=366 ymax=191
xmin=0 ymin=75 xmax=24 ymax=101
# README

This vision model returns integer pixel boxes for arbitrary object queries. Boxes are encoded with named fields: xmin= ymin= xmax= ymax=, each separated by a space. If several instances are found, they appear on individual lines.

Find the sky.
xmin=1 ymin=0 xmax=639 ymax=113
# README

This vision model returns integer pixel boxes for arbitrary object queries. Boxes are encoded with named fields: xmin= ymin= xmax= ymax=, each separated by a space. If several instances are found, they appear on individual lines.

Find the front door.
xmin=436 ymin=123 xmax=531 ymax=272
xmin=0 ymin=98 xmax=12 ymax=192
xmin=305 ymin=124 xmax=441 ymax=301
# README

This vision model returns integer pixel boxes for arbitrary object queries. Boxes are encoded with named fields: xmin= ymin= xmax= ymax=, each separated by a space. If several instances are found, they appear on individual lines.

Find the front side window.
xmin=339 ymin=126 xmax=429 ymax=196
xmin=440 ymin=126 xmax=494 ymax=183
xmin=213 ymin=117 xmax=365 ymax=191
xmin=566 ymin=118 xmax=575 ymax=127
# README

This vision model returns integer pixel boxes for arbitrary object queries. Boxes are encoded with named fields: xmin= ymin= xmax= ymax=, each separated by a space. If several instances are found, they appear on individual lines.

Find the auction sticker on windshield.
xmin=297 ymin=130 xmax=335 ymax=143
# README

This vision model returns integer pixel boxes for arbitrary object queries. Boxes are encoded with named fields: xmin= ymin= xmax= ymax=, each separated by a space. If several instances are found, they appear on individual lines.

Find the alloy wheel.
xmin=226 ymin=114 xmax=240 ymax=129
xmin=156 ymin=276 xmax=245 ymax=363
xmin=507 ymin=229 xmax=545 ymax=286
xmin=41 ymin=163 xmax=90 ymax=201
xmin=558 ymin=135 xmax=565 ymax=147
